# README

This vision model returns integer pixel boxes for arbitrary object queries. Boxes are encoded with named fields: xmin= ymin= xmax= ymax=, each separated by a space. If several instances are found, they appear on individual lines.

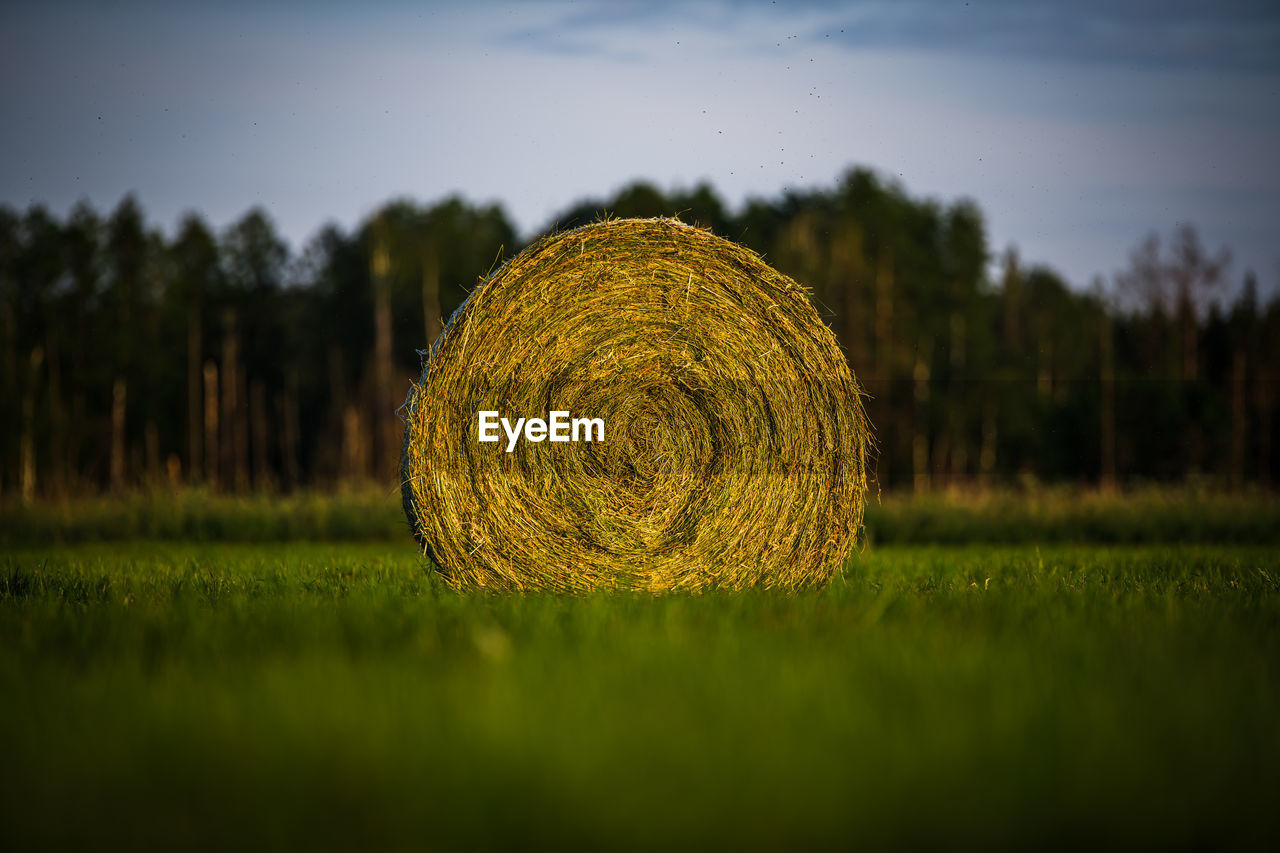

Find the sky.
xmin=2 ymin=0 xmax=1278 ymax=293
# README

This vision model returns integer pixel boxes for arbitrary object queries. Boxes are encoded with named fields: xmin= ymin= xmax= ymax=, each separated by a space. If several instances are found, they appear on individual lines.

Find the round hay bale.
xmin=401 ymin=217 xmax=869 ymax=592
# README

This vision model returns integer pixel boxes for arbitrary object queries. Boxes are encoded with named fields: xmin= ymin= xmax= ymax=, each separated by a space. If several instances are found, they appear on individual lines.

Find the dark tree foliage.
xmin=0 ymin=171 xmax=1275 ymax=496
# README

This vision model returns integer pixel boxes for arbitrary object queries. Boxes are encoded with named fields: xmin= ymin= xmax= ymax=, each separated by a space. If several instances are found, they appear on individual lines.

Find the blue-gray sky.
xmin=3 ymin=0 xmax=1278 ymax=292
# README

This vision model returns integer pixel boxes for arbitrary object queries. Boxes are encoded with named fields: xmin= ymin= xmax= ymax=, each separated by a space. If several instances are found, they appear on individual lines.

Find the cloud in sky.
xmin=824 ymin=0 xmax=1279 ymax=71
xmin=503 ymin=0 xmax=1280 ymax=71
xmin=1 ymin=0 xmax=1277 ymax=291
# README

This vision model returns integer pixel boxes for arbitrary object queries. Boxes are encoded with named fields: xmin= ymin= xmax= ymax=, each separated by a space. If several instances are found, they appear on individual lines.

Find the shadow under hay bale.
xmin=401 ymin=217 xmax=870 ymax=592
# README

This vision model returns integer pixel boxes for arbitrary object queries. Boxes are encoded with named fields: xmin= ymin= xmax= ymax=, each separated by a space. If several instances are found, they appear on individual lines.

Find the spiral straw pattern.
xmin=401 ymin=217 xmax=869 ymax=592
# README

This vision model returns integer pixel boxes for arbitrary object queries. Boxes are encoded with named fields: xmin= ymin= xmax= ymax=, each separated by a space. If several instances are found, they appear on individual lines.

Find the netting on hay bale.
xmin=401 ymin=217 xmax=870 ymax=592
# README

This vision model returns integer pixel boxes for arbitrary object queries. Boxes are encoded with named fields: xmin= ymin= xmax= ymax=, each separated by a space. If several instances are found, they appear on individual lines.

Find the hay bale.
xmin=401 ymin=217 xmax=869 ymax=592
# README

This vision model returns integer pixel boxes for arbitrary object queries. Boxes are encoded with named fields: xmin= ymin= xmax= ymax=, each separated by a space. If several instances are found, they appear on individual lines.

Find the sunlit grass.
xmin=2 ymin=541 xmax=1277 ymax=847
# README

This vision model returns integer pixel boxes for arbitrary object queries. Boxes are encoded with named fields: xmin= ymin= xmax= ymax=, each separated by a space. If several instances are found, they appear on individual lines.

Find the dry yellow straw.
xmin=401 ymin=217 xmax=869 ymax=592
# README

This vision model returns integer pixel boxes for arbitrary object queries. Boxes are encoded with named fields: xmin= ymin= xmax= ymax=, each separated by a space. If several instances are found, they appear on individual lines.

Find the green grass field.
xmin=3 ymin=496 xmax=1280 ymax=848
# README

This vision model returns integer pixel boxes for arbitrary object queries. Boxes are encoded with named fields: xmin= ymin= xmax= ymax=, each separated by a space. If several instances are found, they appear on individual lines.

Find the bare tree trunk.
xmin=328 ymin=347 xmax=347 ymax=485
xmin=110 ymin=376 xmax=127 ymax=493
xmin=46 ymin=331 xmax=65 ymax=496
xmin=278 ymin=371 xmax=301 ymax=490
xmin=979 ymin=403 xmax=997 ymax=489
xmin=187 ymin=304 xmax=202 ymax=485
xmin=1230 ymin=348 xmax=1246 ymax=491
xmin=913 ymin=340 xmax=931 ymax=494
xmin=220 ymin=313 xmax=237 ymax=490
xmin=949 ymin=311 xmax=966 ymax=486
xmin=68 ymin=392 xmax=86 ymax=494
xmin=251 ymin=379 xmax=272 ymax=491
xmin=19 ymin=390 xmax=34 ymax=502
xmin=203 ymin=360 xmax=219 ymax=490
xmin=343 ymin=404 xmax=368 ymax=482
xmin=145 ymin=421 xmax=160 ymax=486
xmin=1100 ymin=311 xmax=1116 ymax=493
xmin=1256 ymin=367 xmax=1272 ymax=490
xmin=20 ymin=347 xmax=43 ymax=503
xmin=220 ymin=310 xmax=249 ymax=492
xmin=235 ymin=365 xmax=250 ymax=492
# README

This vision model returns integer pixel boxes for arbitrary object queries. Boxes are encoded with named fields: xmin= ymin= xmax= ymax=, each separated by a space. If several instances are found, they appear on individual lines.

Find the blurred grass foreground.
xmin=2 ymin=488 xmax=1279 ymax=848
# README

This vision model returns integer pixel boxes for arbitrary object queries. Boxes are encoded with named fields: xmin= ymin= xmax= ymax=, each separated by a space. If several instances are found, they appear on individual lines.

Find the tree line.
xmin=2 ymin=168 xmax=1277 ymax=499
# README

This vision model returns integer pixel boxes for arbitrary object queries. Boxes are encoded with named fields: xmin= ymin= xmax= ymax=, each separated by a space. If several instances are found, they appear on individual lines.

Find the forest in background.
xmin=2 ymin=167 xmax=1277 ymax=499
